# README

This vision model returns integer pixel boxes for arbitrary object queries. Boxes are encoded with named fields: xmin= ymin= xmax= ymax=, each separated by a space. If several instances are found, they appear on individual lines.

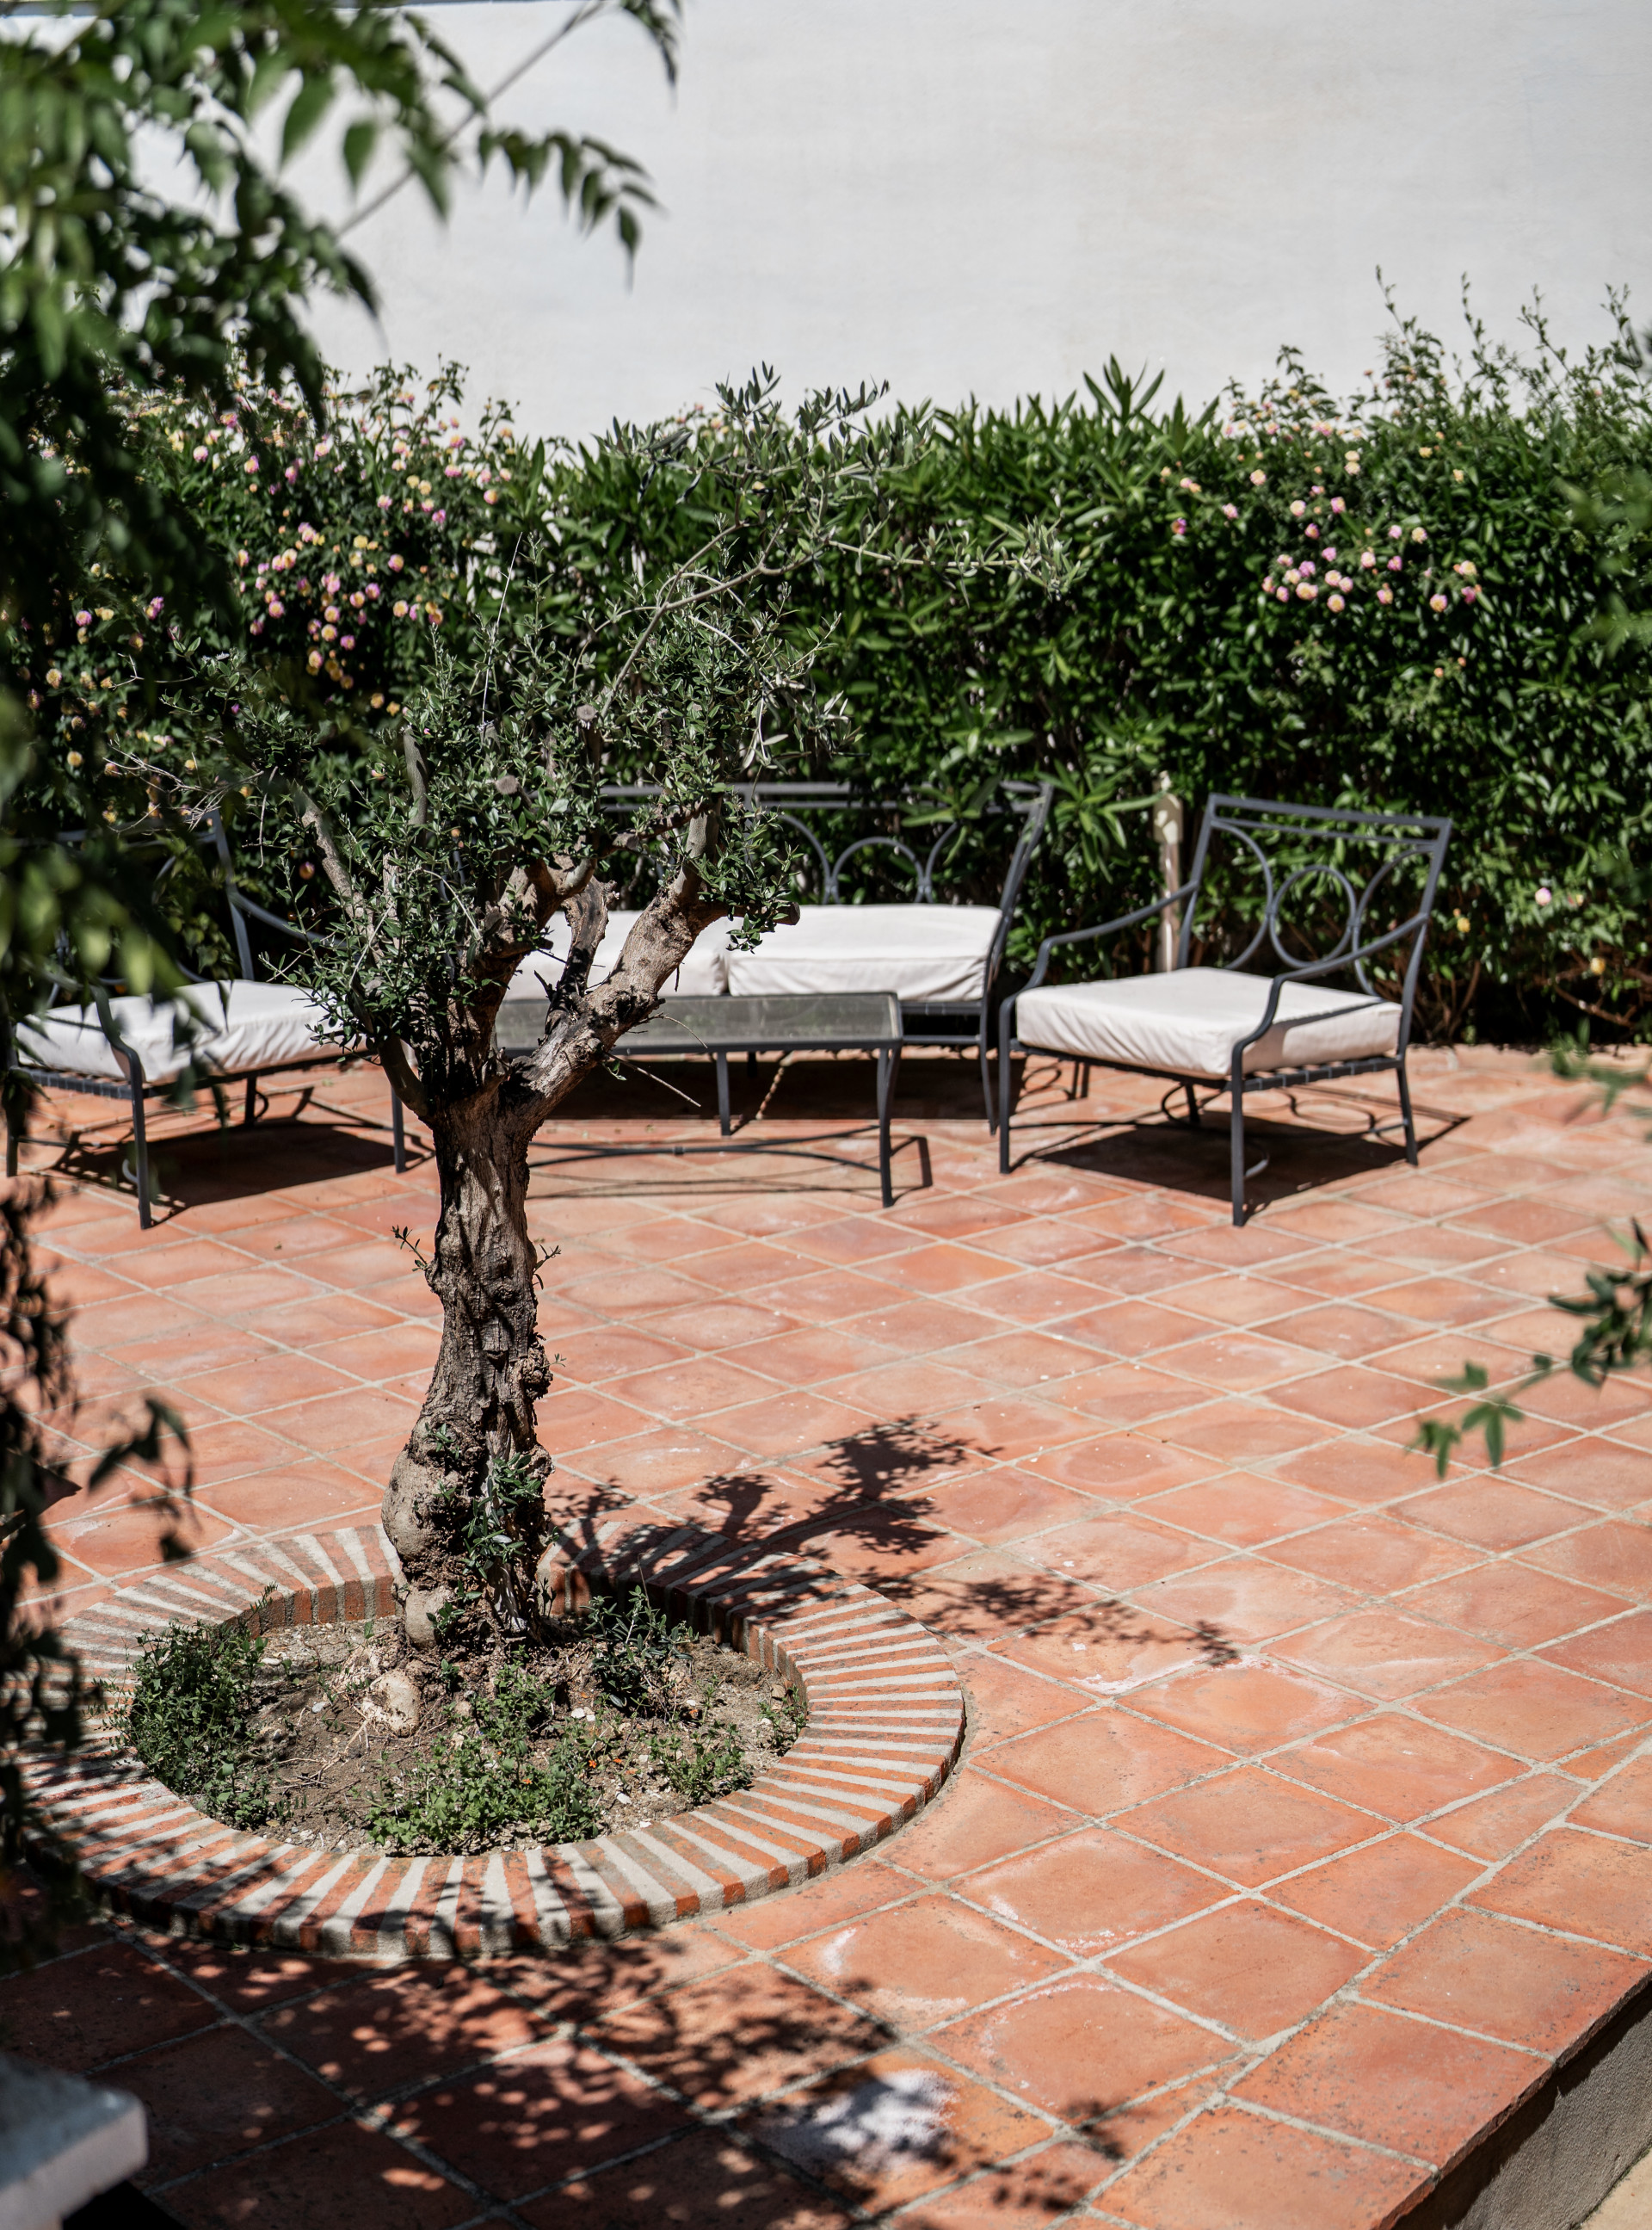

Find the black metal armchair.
xmin=996 ymin=794 xmax=1452 ymax=1224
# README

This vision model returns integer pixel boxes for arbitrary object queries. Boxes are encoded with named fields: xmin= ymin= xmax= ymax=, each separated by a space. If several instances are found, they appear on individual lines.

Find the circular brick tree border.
xmin=28 ymin=1519 xmax=965 ymax=1961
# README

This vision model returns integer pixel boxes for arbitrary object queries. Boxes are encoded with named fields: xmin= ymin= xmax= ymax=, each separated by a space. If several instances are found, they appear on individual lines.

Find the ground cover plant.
xmin=120 ymin=1584 xmax=805 ymax=1856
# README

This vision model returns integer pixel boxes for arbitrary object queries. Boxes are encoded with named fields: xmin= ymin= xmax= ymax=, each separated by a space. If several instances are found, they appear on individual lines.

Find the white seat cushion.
xmin=1016 ymin=967 xmax=1400 ymax=1078
xmin=506 ymin=911 xmax=732 ymax=1003
xmin=725 ymin=905 xmax=1002 ymax=1004
xmin=15 ymin=980 xmax=341 ymax=1086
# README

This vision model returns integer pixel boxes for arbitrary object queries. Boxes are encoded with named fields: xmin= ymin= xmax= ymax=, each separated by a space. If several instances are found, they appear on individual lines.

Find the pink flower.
xmin=1389 ymin=525 xmax=1402 ymax=540
xmin=75 ymin=609 xmax=91 ymax=627
xmin=367 ymin=583 xmax=380 ymax=600
xmin=284 ymin=465 xmax=299 ymax=484
xmin=1296 ymin=582 xmax=1317 ymax=601
xmin=146 ymin=596 xmax=164 ymax=618
xmin=1462 ymin=585 xmax=1479 ymax=603
xmin=1328 ymin=593 xmax=1345 ymax=611
xmin=1359 ymin=551 xmax=1377 ymax=570
xmin=1298 ymin=560 xmax=1316 ymax=578
xmin=1290 ymin=499 xmax=1306 ymax=517
xmin=445 ymin=464 xmax=461 ymax=479
xmin=1171 ymin=518 xmax=1187 ymax=537
xmin=1304 ymin=524 xmax=1319 ymax=540
xmin=1323 ymin=547 xmax=1337 ymax=562
xmin=1387 ymin=556 xmax=1402 ymax=571
xmin=243 ymin=456 xmax=259 ymax=475
xmin=1276 ymin=588 xmax=1290 ymax=602
xmin=1536 ymin=886 xmax=1553 ymax=905
xmin=484 ymin=490 xmax=498 ymax=505
xmin=1412 ymin=527 xmax=1427 ymax=543
xmin=267 ymin=598 xmax=284 ymax=618
xmin=1429 ymin=593 xmax=1447 ymax=612
xmin=1330 ymin=497 xmax=1346 ymax=514
xmin=389 ymin=554 xmax=404 ymax=571
xmin=1222 ymin=503 xmax=1238 ymax=520
xmin=250 ymin=618 xmax=264 ymax=635
xmin=432 ymin=509 xmax=447 ymax=526
xmin=341 ymin=634 xmax=355 ymax=650
xmin=1250 ymin=469 xmax=1267 ymax=486
xmin=377 ymin=495 xmax=391 ymax=510
xmin=192 ymin=445 xmax=208 ymax=462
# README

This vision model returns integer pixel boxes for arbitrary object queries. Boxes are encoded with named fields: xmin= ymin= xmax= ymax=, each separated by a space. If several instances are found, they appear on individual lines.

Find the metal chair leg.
xmin=715 ymin=1053 xmax=732 ymax=1136
xmin=1229 ymin=1086 xmax=1246 ymax=1228
xmin=391 ymin=1087 xmax=406 ymax=1173
xmin=243 ymin=1074 xmax=259 ymax=1126
xmin=126 ymin=1056 xmax=152 ymax=1230
xmin=1185 ymin=1084 xmax=1201 ymax=1128
xmin=876 ymin=1047 xmax=897 ymax=1208
xmin=997 ymin=1011 xmax=1018 ymax=1176
xmin=1396 ymin=1057 xmax=1419 ymax=1164
xmin=979 ymin=1033 xmax=996 ymax=1131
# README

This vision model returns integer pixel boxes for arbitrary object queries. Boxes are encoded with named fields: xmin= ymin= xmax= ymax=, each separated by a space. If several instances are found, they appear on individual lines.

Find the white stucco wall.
xmin=299 ymin=0 xmax=1652 ymax=438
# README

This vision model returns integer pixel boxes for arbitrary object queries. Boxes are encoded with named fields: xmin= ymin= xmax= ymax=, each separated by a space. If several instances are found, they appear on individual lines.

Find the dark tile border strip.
xmin=28 ymin=1521 xmax=965 ymax=1961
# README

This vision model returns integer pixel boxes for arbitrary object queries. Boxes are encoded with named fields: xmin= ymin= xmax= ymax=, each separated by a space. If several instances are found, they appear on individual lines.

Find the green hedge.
xmin=9 ymin=300 xmax=1652 ymax=1038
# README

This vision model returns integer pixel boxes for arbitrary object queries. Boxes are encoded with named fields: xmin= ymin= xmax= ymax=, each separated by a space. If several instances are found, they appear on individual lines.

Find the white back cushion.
xmin=505 ymin=911 xmax=732 ymax=1003
xmin=1016 ymin=967 xmax=1400 ymax=1078
xmin=725 ymin=905 xmax=1003 ymax=1004
xmin=16 ymin=980 xmax=339 ymax=1085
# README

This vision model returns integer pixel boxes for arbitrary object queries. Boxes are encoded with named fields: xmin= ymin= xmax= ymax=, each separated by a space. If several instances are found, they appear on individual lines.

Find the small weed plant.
xmin=123 ymin=1616 xmax=274 ymax=1832
xmin=650 ymin=1718 xmax=752 ymax=1807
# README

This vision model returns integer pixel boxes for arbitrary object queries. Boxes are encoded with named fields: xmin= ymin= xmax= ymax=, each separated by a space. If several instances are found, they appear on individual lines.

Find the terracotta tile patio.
xmin=9 ymin=1042 xmax=1652 ymax=2227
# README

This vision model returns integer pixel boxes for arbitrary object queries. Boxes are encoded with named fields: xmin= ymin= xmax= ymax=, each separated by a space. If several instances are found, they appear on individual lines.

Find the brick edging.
xmin=27 ymin=1521 xmax=965 ymax=1961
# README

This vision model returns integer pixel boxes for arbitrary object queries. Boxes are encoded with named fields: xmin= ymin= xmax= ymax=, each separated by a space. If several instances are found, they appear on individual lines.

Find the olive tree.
xmin=173 ymin=376 xmax=1010 ymax=1647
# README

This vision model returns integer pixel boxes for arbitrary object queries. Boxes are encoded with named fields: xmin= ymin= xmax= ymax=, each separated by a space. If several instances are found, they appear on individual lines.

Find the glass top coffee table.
xmin=496 ymin=991 xmax=905 ymax=1206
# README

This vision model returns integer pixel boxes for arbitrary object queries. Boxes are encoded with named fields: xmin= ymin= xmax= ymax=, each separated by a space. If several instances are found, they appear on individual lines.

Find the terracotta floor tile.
xmin=1506 ymin=1439 xmax=1652 ymax=1513
xmin=988 ymin=1709 xmax=1229 ymax=1817
xmin=1564 ymin=1728 xmax=1646 ymax=1781
xmin=1427 ymin=1771 xmax=1583 ymax=1860
xmin=1362 ymin=1906 xmax=1648 ymax=2052
xmin=1026 ymin=1511 xmax=1215 ymax=1593
xmin=1415 ymin=1659 xmax=1652 ymax=1763
xmin=195 ymin=1464 xmax=381 ymax=1532
xmin=539 ymin=1327 xmax=692 ymax=1383
xmin=1271 ymin=1832 xmax=1485 ymax=1949
xmin=1155 ymin=1400 xmax=1329 ymax=1462
xmin=1524 ymin=1517 xmax=1652 ymax=1598
xmin=1131 ymin=1662 xmax=1357 ymax=1756
xmin=921 ymin=1467 xmax=1091 ymax=1546
xmin=1359 ymin=1274 xmax=1508 ymax=1327
xmin=1270 ymin=1513 xmax=1479 ymax=1595
xmin=183 ymin=1352 xmax=361 ymax=1417
xmin=0 ymin=1941 xmax=216 ymax=2071
xmin=1133 ymin=1558 xmax=1361 ymax=1646
xmin=257 ymin=1385 xmax=419 ymax=1455
xmin=749 ymin=2046 xmax=1051 ymax=2215
xmin=390 ymin=2036 xmax=692 ymax=2201
xmin=960 ymin=1827 xmax=1224 ymax=1956
xmin=261 ymin=1967 xmax=539 ymax=2101
xmin=146 ymin=1941 xmax=360 ymax=2015
xmin=778 ymin=1890 xmax=1070 ymax=2031
xmin=996 ymin=1603 xmax=1211 ymax=1696
xmin=1231 ymin=1999 xmax=1541 ymax=2171
xmin=1054 ymin=1362 xmax=1206 ymax=1428
xmin=1114 ymin=1765 xmax=1378 ymax=1887
xmin=934 ymin=1973 xmax=1230 ymax=2124
xmin=1101 ymin=2103 xmax=1427 ymax=2230
xmin=1540 ymin=1608 xmax=1652 ymax=1697
xmin=1468 ymin=1827 xmax=1652 ymax=1955
xmin=902 ymin=1550 xmax=1090 ymax=1642
xmin=1274 ymin=1435 xmax=1445 ymax=1507
xmin=1239 ymin=1303 xmax=1418 ymax=1363
xmin=1025 ymin=1434 xmax=1215 ymax=1500
xmin=49 ymin=1495 xmax=233 ymax=1577
xmin=1161 ymin=1273 xmax=1304 ymax=1328
xmin=712 ymin=1862 xmax=914 ymax=1952
xmin=590 ymin=1961 xmax=886 ymax=2109
xmin=538 ymin=2125 xmax=853 ymax=2229
xmin=168 ymin=2116 xmax=472 ymax=2229
xmin=488 ymin=1925 xmax=743 ymax=2028
xmin=1269 ymin=1365 xmax=1421 ymax=1430
xmin=1273 ymin=1714 xmax=1516 ymax=1823
xmin=879 ymin=1767 xmax=1072 ymax=1881
xmin=649 ymin=1299 xmax=802 ymax=1350
xmin=1057 ymin=1299 xmax=1215 ymax=1359
xmin=566 ymin=1426 xmax=750 ymax=1496
xmin=121 ymin=2024 xmax=339 ymax=2185
xmin=709 ymin=1391 xmax=878 ymax=1461
xmin=957 ymin=1656 xmax=1088 ymax=1750
xmin=891 ymin=2134 xmax=1127 ymax=2228
xmin=1109 ymin=1900 xmax=1366 ymax=2039
xmin=1396 ymin=1477 xmax=1593 ymax=1552
xmin=1140 ymin=1474 xmax=1348 ymax=1549
xmin=1570 ymin=1756 xmax=1652 ymax=1840
xmin=1275 ymin=1609 xmax=1507 ymax=1701
xmin=1402 ymin=1562 xmax=1627 ymax=1650
xmin=734 ymin=1325 xmax=891 ymax=1386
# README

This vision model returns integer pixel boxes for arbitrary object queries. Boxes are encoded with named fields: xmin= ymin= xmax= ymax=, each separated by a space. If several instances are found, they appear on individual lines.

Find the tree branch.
xmin=401 ymin=729 xmax=428 ymax=831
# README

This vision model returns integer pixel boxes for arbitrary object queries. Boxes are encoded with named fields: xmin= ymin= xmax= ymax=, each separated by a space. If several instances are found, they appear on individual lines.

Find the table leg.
xmin=716 ymin=1053 xmax=731 ymax=1136
xmin=877 ymin=1045 xmax=900 ymax=1208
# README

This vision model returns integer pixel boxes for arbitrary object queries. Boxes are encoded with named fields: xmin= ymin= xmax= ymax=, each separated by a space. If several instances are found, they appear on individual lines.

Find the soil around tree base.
xmin=219 ymin=1609 xmax=803 ymax=1857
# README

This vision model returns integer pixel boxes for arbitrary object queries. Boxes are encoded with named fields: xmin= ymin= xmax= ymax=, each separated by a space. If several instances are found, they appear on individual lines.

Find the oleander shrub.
xmin=12 ymin=290 xmax=1652 ymax=1039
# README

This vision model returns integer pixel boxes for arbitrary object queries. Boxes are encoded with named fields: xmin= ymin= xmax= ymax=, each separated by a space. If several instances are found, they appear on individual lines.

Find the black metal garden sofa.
xmin=506 ymin=779 xmax=1054 ymax=1122
xmin=996 ymin=794 xmax=1452 ymax=1224
xmin=4 ymin=815 xmax=405 ymax=1226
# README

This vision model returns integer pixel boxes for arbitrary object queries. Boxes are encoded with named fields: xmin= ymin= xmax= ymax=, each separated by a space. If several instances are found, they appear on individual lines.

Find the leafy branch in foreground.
xmin=1415 ymin=1053 xmax=1652 ymax=1474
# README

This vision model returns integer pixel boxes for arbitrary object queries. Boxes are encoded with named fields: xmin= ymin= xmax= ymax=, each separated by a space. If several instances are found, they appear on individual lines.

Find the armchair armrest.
xmin=1024 ymin=880 xmax=1199 ymax=992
